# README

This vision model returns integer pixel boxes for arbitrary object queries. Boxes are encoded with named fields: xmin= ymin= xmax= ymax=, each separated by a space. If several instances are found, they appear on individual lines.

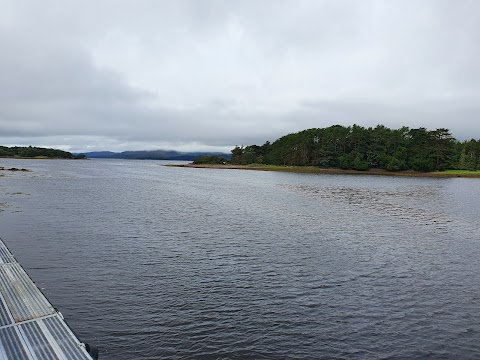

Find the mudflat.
xmin=165 ymin=163 xmax=480 ymax=178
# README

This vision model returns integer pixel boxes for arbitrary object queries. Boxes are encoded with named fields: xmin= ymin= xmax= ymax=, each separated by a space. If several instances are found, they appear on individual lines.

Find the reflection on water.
xmin=1 ymin=159 xmax=480 ymax=359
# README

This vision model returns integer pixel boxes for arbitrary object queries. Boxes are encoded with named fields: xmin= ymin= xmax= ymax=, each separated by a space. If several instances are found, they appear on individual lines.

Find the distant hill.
xmin=78 ymin=151 xmax=117 ymax=158
xmin=81 ymin=150 xmax=231 ymax=161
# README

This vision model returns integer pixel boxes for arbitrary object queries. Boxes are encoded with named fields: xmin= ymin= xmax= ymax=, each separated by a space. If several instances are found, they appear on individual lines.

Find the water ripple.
xmin=1 ymin=160 xmax=480 ymax=359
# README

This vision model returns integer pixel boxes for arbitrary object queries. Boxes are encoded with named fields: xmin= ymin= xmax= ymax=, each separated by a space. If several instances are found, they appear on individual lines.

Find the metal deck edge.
xmin=0 ymin=237 xmax=95 ymax=360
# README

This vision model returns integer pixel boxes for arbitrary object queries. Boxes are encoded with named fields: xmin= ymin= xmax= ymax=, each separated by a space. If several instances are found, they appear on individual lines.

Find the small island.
xmin=169 ymin=124 xmax=480 ymax=178
xmin=0 ymin=146 xmax=85 ymax=159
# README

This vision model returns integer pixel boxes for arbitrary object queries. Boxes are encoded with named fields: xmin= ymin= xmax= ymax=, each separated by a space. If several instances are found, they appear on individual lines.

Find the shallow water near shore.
xmin=1 ymin=158 xmax=480 ymax=359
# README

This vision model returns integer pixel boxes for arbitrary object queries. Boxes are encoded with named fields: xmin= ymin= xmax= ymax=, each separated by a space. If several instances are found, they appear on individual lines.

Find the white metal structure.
xmin=0 ymin=238 xmax=94 ymax=360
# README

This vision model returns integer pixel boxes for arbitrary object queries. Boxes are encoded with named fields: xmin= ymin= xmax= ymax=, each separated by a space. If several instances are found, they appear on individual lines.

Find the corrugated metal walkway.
xmin=0 ymin=238 xmax=93 ymax=360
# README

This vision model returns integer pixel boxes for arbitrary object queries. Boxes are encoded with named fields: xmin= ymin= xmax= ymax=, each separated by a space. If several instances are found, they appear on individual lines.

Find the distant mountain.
xmin=79 ymin=150 xmax=231 ymax=161
xmin=79 ymin=151 xmax=118 ymax=158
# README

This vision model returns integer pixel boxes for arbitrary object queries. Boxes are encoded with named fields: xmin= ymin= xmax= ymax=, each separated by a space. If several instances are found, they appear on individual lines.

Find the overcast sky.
xmin=1 ymin=0 xmax=479 ymax=153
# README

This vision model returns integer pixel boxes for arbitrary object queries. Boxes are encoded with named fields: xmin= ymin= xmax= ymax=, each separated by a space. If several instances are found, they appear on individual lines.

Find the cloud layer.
xmin=1 ymin=0 xmax=479 ymax=152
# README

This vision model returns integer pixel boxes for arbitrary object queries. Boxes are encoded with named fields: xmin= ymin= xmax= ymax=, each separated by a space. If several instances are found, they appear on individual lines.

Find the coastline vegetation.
xmin=191 ymin=155 xmax=228 ymax=164
xmin=0 ymin=146 xmax=85 ymax=159
xmin=194 ymin=125 xmax=480 ymax=173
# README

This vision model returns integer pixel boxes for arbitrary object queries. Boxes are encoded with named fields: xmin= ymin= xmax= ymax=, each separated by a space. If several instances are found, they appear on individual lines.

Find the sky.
xmin=1 ymin=0 xmax=479 ymax=153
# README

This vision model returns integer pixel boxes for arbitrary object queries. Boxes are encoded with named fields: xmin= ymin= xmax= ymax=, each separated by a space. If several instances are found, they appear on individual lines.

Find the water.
xmin=1 ymin=159 xmax=480 ymax=359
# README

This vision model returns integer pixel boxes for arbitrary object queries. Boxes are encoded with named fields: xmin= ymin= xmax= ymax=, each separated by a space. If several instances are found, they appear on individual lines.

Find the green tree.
xmin=231 ymin=146 xmax=245 ymax=164
xmin=352 ymin=152 xmax=369 ymax=170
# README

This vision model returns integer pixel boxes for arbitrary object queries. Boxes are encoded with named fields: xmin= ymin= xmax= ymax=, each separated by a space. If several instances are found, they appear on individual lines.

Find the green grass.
xmin=440 ymin=169 xmax=480 ymax=175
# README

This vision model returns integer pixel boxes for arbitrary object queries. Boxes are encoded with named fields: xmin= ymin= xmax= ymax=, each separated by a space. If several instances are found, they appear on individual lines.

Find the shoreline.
xmin=164 ymin=163 xmax=480 ymax=178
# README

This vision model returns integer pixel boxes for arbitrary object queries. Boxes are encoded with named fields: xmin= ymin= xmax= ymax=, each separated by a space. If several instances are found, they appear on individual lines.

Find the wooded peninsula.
xmin=195 ymin=125 xmax=480 ymax=173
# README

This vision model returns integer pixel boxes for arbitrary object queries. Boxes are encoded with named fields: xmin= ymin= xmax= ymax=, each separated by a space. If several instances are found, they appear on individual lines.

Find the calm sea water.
xmin=1 ymin=159 xmax=480 ymax=359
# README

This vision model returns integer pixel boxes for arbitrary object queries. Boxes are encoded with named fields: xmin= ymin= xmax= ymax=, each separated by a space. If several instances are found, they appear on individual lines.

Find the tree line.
xmin=0 ymin=145 xmax=85 ymax=159
xmin=228 ymin=125 xmax=480 ymax=171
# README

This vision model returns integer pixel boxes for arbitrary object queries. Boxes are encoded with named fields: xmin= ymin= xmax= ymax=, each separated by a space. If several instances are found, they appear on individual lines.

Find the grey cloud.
xmin=0 ymin=0 xmax=479 ymax=152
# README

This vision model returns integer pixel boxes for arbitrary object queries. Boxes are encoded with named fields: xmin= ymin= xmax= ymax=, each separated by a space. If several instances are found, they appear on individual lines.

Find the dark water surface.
xmin=1 ymin=159 xmax=480 ymax=359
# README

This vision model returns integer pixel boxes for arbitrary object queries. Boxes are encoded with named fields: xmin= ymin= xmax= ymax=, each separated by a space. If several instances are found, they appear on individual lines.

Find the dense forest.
xmin=0 ymin=146 xmax=85 ymax=159
xmin=227 ymin=125 xmax=480 ymax=171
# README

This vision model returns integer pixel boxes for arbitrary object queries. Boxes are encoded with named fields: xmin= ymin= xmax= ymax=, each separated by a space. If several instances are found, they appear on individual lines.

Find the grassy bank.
xmin=164 ymin=163 xmax=480 ymax=178
xmin=439 ymin=169 xmax=480 ymax=176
